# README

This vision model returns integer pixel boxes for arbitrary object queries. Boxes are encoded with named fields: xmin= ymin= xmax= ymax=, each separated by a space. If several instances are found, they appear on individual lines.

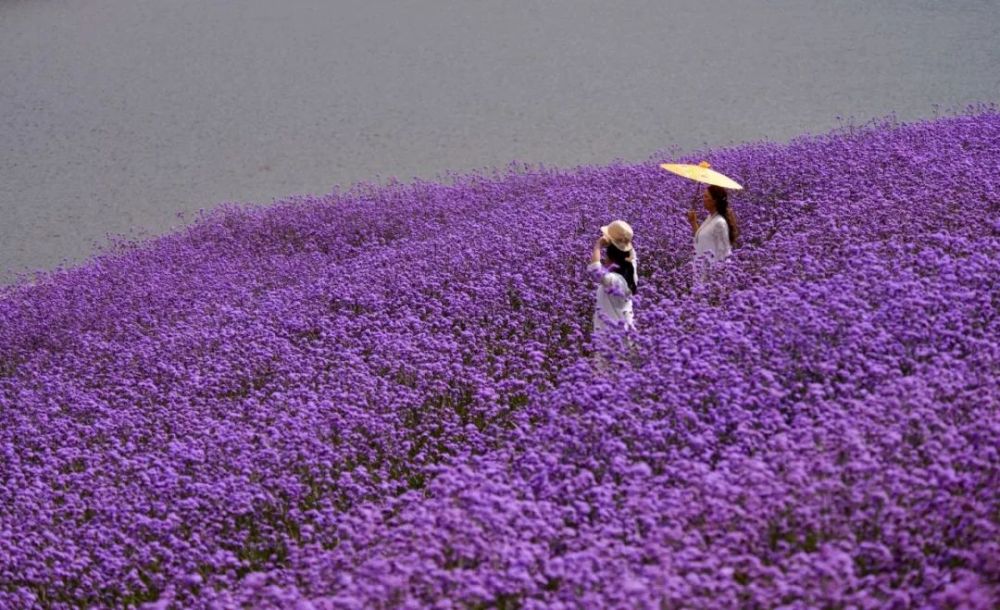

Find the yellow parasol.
xmin=659 ymin=160 xmax=743 ymax=190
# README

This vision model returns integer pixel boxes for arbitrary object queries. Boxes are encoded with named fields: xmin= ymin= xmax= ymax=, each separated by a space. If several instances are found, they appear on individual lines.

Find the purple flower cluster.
xmin=1 ymin=111 xmax=998 ymax=609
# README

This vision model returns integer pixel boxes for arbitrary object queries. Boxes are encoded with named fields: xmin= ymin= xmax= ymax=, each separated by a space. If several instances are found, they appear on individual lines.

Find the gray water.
xmin=2 ymin=0 xmax=998 ymax=284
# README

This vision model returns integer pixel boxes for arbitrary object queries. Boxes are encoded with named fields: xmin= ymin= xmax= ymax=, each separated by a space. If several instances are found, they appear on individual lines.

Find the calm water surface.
xmin=2 ymin=0 xmax=998 ymax=283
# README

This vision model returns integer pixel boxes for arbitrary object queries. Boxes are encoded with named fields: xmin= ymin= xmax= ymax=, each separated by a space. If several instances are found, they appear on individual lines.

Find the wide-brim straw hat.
xmin=601 ymin=220 xmax=634 ymax=252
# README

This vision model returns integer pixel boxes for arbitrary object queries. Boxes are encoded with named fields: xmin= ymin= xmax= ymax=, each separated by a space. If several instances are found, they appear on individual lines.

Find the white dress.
xmin=694 ymin=213 xmax=731 ymax=263
xmin=588 ymin=254 xmax=637 ymax=332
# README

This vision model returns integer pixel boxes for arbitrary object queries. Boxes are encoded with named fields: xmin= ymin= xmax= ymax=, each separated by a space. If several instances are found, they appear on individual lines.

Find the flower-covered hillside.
xmin=0 ymin=112 xmax=998 ymax=608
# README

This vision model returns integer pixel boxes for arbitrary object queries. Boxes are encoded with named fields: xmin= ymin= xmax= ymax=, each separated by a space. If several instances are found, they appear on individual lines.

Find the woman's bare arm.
xmin=687 ymin=210 xmax=700 ymax=235
xmin=591 ymin=236 xmax=606 ymax=265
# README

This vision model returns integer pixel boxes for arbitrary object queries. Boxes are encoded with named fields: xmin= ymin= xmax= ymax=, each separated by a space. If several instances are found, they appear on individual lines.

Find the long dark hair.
xmin=708 ymin=185 xmax=739 ymax=245
xmin=605 ymin=244 xmax=637 ymax=295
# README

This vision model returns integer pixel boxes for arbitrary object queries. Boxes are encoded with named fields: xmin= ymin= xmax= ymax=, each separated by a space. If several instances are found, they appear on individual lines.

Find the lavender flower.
xmin=0 ymin=110 xmax=998 ymax=608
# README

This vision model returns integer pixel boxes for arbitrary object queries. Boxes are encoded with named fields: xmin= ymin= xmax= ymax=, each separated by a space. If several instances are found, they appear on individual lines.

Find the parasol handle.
xmin=690 ymin=182 xmax=702 ymax=211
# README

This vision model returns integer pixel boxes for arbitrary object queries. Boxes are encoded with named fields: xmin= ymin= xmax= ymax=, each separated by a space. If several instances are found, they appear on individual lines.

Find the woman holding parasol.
xmin=661 ymin=161 xmax=741 ymax=264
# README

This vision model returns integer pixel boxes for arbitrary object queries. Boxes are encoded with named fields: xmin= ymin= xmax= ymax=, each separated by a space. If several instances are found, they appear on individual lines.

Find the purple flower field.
xmin=1 ymin=111 xmax=998 ymax=609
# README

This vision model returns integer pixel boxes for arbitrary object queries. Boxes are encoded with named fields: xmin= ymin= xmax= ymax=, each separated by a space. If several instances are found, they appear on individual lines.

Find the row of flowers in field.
xmin=0 ymin=111 xmax=997 ymax=608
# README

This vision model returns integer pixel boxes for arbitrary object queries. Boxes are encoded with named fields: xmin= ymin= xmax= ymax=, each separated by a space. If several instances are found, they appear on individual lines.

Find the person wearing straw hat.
xmin=588 ymin=220 xmax=638 ymax=333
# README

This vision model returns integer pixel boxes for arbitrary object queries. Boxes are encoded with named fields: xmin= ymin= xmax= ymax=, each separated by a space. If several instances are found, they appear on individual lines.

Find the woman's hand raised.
xmin=687 ymin=210 xmax=700 ymax=235
xmin=591 ymin=235 xmax=606 ymax=264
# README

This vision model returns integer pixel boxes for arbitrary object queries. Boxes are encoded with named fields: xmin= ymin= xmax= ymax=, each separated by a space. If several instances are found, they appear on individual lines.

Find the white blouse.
xmin=694 ymin=213 xmax=732 ymax=263
xmin=588 ymin=253 xmax=637 ymax=332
